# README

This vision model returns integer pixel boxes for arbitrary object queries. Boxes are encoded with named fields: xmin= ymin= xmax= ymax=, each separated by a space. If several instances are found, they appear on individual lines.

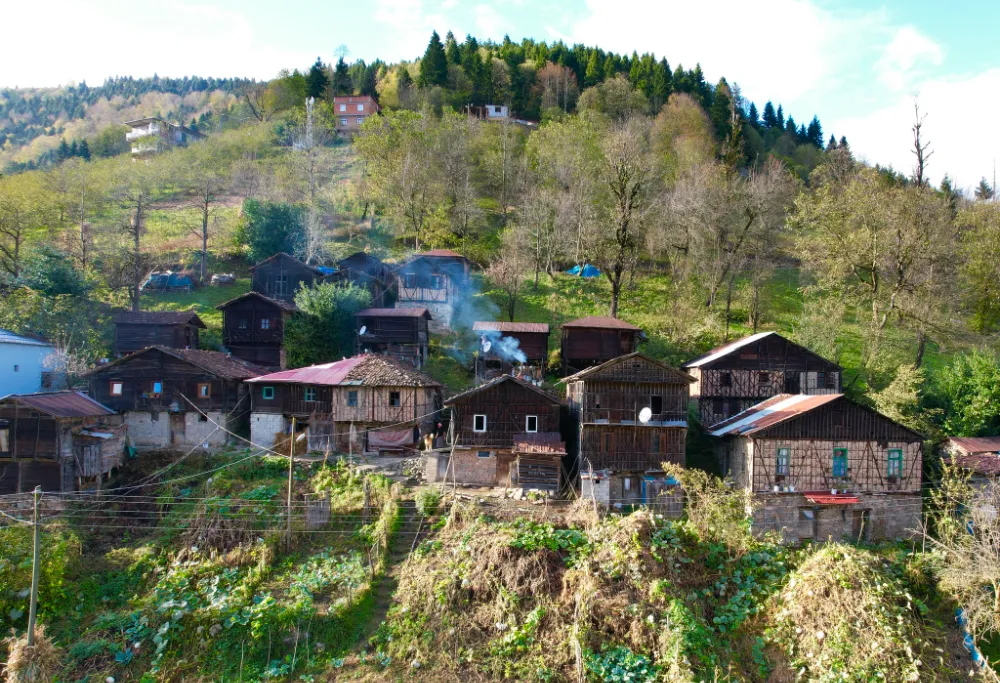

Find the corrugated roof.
xmin=216 ymin=291 xmax=298 ymax=312
xmin=559 ymin=352 xmax=694 ymax=384
xmin=947 ymin=436 xmax=1000 ymax=455
xmin=113 ymin=310 xmax=206 ymax=328
xmin=247 ymin=354 xmax=441 ymax=387
xmin=445 ymin=374 xmax=561 ymax=406
xmin=561 ymin=316 xmax=641 ymax=330
xmin=249 ymin=252 xmax=326 ymax=275
xmin=87 ymin=346 xmax=267 ymax=380
xmin=0 ymin=329 xmax=52 ymax=347
xmin=356 ymin=308 xmax=431 ymax=318
xmin=472 ymin=321 xmax=550 ymax=334
xmin=2 ymin=391 xmax=115 ymax=418
xmin=514 ymin=432 xmax=567 ymax=455
xmin=948 ymin=453 xmax=1000 ymax=476
xmin=709 ymin=394 xmax=843 ymax=437
xmin=681 ymin=331 xmax=776 ymax=368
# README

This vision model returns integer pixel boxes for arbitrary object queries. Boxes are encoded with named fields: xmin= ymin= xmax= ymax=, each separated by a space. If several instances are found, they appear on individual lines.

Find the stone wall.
xmin=753 ymin=491 xmax=922 ymax=544
xmin=183 ymin=411 xmax=229 ymax=447
xmin=125 ymin=412 xmax=171 ymax=448
xmin=452 ymin=449 xmax=498 ymax=486
xmin=251 ymin=412 xmax=286 ymax=449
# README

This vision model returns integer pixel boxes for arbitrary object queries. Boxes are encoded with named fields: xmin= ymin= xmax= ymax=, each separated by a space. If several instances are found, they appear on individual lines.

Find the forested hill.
xmin=0 ymin=75 xmax=253 ymax=172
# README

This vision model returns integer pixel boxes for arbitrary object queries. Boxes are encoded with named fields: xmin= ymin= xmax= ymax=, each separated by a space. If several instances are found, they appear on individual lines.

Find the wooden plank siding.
xmin=251 ymin=383 xmax=441 ymax=423
xmin=251 ymin=253 xmax=325 ymax=302
xmin=114 ymin=322 xmax=198 ymax=356
xmin=447 ymin=379 xmax=562 ymax=450
xmin=580 ymin=425 xmax=686 ymax=471
xmin=561 ymin=328 xmax=639 ymax=374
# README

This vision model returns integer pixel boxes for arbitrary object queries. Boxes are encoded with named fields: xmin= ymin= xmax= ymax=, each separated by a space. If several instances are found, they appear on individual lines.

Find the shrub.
xmin=414 ymin=488 xmax=442 ymax=517
xmin=584 ymin=645 xmax=659 ymax=683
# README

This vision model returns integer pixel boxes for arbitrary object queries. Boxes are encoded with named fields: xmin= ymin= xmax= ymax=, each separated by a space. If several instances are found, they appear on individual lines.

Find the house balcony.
xmin=126 ymin=125 xmax=160 ymax=142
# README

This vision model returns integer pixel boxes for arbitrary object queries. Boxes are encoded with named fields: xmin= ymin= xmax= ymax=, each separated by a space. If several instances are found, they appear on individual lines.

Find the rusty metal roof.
xmin=514 ymin=432 xmax=566 ymax=455
xmin=356 ymin=308 xmax=431 ymax=318
xmin=2 ymin=391 xmax=115 ymax=418
xmin=87 ymin=346 xmax=267 ymax=380
xmin=804 ymin=492 xmax=860 ymax=505
xmin=559 ymin=351 xmax=694 ymax=384
xmin=947 ymin=436 xmax=1000 ymax=455
xmin=472 ymin=321 xmax=549 ymax=334
xmin=561 ymin=316 xmax=641 ymax=330
xmin=416 ymin=249 xmax=464 ymax=258
xmin=249 ymin=252 xmax=326 ymax=274
xmin=113 ymin=310 xmax=206 ymax=328
xmin=709 ymin=394 xmax=843 ymax=437
xmin=247 ymin=354 xmax=440 ymax=387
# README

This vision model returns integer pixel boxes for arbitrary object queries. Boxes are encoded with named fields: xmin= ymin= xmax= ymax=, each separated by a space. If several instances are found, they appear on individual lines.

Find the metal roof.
xmin=87 ymin=346 xmax=267 ymax=380
xmin=249 ymin=252 xmax=326 ymax=275
xmin=804 ymin=493 xmax=860 ymax=505
xmin=472 ymin=321 xmax=550 ymax=334
xmin=0 ymin=329 xmax=52 ymax=347
xmin=709 ymin=394 xmax=843 ymax=437
xmin=559 ymin=352 xmax=694 ymax=384
xmin=356 ymin=308 xmax=431 ymax=318
xmin=681 ymin=331 xmax=776 ymax=368
xmin=416 ymin=249 xmax=465 ymax=258
xmin=247 ymin=354 xmax=440 ymax=387
xmin=947 ymin=436 xmax=1000 ymax=455
xmin=948 ymin=453 xmax=1000 ymax=476
xmin=561 ymin=316 xmax=641 ymax=331
xmin=113 ymin=310 xmax=206 ymax=328
xmin=1 ymin=391 xmax=115 ymax=418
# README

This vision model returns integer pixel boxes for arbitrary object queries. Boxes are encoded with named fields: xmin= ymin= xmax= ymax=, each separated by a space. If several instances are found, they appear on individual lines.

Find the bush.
xmin=284 ymin=282 xmax=372 ymax=367
xmin=414 ymin=489 xmax=441 ymax=517
xmin=234 ymin=199 xmax=306 ymax=263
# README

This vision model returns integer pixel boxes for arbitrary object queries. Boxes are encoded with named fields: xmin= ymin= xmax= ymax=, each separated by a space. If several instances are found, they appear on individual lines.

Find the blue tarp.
xmin=141 ymin=271 xmax=194 ymax=291
xmin=316 ymin=266 xmax=336 ymax=276
xmin=566 ymin=264 xmax=601 ymax=278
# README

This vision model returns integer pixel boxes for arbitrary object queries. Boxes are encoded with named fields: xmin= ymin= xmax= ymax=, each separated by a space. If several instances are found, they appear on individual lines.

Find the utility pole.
xmin=27 ymin=486 xmax=41 ymax=646
xmin=286 ymin=417 xmax=297 ymax=552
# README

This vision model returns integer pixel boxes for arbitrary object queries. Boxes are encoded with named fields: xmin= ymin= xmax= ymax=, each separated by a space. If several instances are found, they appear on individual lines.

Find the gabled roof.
xmin=561 ymin=316 xmax=641 ymax=331
xmin=1 ymin=391 xmax=115 ymax=418
xmin=247 ymin=354 xmax=441 ymax=387
xmin=113 ymin=310 xmax=206 ymax=328
xmin=947 ymin=436 xmax=1000 ymax=455
xmin=709 ymin=394 xmax=843 ymax=437
xmin=681 ymin=331 xmax=842 ymax=370
xmin=87 ymin=346 xmax=267 ymax=381
xmin=948 ymin=453 xmax=1000 ymax=476
xmin=472 ymin=321 xmax=550 ymax=334
xmin=356 ymin=308 xmax=431 ymax=319
xmin=560 ymin=352 xmax=694 ymax=384
xmin=445 ymin=374 xmax=562 ymax=406
xmin=0 ymin=329 xmax=53 ymax=348
xmin=249 ymin=252 xmax=326 ymax=275
xmin=216 ymin=291 xmax=298 ymax=312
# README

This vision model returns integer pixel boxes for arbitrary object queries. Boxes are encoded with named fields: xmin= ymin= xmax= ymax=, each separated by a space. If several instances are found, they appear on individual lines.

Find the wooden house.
xmin=945 ymin=437 xmax=1000 ymax=487
xmin=332 ymin=252 xmax=395 ymax=306
xmin=394 ymin=250 xmax=473 ymax=333
xmin=682 ymin=331 xmax=842 ymax=428
xmin=711 ymin=393 xmax=923 ymax=543
xmin=113 ymin=310 xmax=206 ymax=356
xmin=561 ymin=316 xmax=643 ymax=375
xmin=0 ymin=391 xmax=123 ymax=494
xmin=427 ymin=375 xmax=565 ymax=491
xmin=217 ymin=291 xmax=298 ymax=369
xmin=86 ymin=346 xmax=265 ymax=449
xmin=355 ymin=308 xmax=431 ymax=367
xmin=563 ymin=353 xmax=694 ymax=507
xmin=472 ymin=321 xmax=550 ymax=382
xmin=246 ymin=354 xmax=442 ymax=455
xmin=250 ymin=252 xmax=329 ymax=302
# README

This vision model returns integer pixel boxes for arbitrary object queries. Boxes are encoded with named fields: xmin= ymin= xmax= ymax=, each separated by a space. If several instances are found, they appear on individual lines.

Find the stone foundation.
xmin=124 ymin=411 xmax=232 ymax=449
xmin=753 ymin=491 xmax=922 ymax=544
xmin=124 ymin=412 xmax=171 ymax=448
xmin=250 ymin=412 xmax=287 ymax=449
xmin=581 ymin=470 xmax=683 ymax=516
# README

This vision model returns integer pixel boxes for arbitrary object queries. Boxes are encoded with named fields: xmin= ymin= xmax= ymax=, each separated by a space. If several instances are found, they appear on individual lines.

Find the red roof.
xmin=472 ymin=321 xmax=549 ymax=334
xmin=356 ymin=308 xmax=431 ymax=319
xmin=947 ymin=436 xmax=1000 ymax=455
xmin=561 ymin=316 xmax=641 ymax=331
xmin=710 ymin=394 xmax=843 ymax=436
xmin=804 ymin=492 xmax=860 ymax=505
xmin=247 ymin=354 xmax=440 ymax=387
xmin=2 ymin=391 xmax=115 ymax=418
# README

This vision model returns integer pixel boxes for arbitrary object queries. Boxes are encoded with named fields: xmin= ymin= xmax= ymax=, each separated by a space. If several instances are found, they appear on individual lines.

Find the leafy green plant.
xmin=415 ymin=488 xmax=442 ymax=517
xmin=584 ymin=645 xmax=659 ymax=683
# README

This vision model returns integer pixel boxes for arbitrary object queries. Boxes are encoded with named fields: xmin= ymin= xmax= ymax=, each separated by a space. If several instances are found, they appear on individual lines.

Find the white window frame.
xmin=110 ymin=381 xmax=124 ymax=396
xmin=357 ymin=103 xmax=364 ymax=112
xmin=473 ymin=414 xmax=487 ymax=432
xmin=525 ymin=415 xmax=538 ymax=433
xmin=339 ymin=104 xmax=346 ymax=112
xmin=356 ymin=116 xmax=363 ymax=125
xmin=340 ymin=117 xmax=348 ymax=126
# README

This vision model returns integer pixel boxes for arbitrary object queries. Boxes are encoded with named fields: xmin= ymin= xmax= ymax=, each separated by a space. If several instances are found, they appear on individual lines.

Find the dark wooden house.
xmin=247 ymin=354 xmax=442 ymax=455
xmin=711 ymin=393 xmax=923 ymax=543
xmin=395 ymin=249 xmax=473 ymax=333
xmin=428 ymin=375 xmax=565 ymax=491
xmin=561 ymin=316 xmax=643 ymax=375
xmin=217 ymin=291 xmax=298 ymax=369
xmin=472 ymin=321 xmax=550 ymax=382
xmin=87 ymin=346 xmax=265 ymax=449
xmin=250 ymin=252 xmax=328 ymax=302
xmin=682 ymin=331 xmax=843 ymax=428
xmin=332 ymin=252 xmax=395 ymax=306
xmin=0 ymin=391 xmax=123 ymax=494
xmin=355 ymin=308 xmax=431 ymax=367
xmin=563 ymin=353 xmax=694 ymax=506
xmin=113 ymin=310 xmax=206 ymax=356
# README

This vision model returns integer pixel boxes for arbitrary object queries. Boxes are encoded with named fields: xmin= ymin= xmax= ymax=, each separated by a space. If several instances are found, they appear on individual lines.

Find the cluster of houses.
xmin=0 ymin=247 xmax=942 ymax=544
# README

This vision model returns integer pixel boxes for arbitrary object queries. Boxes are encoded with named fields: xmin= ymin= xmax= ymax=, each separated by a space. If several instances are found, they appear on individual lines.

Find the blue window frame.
xmin=262 ymin=386 xmax=274 ymax=400
xmin=888 ymin=449 xmax=903 ymax=478
xmin=832 ymin=448 xmax=848 ymax=478
xmin=776 ymin=447 xmax=790 ymax=477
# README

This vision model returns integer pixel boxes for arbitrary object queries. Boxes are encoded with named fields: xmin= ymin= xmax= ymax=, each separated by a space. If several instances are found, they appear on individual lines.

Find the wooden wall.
xmin=252 ymin=255 xmax=323 ymax=302
xmin=448 ymin=380 xmax=562 ymax=449
xmin=251 ymin=383 xmax=441 ymax=424
xmin=0 ymin=406 xmax=65 ymax=494
xmin=579 ymin=424 xmax=686 ymax=472
xmin=561 ymin=328 xmax=638 ymax=372
xmin=115 ymin=323 xmax=198 ymax=356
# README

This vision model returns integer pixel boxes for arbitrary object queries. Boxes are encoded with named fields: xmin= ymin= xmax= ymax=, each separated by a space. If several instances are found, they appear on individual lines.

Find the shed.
xmin=250 ymin=252 xmax=328 ymax=302
xmin=560 ymin=316 xmax=643 ymax=375
xmin=355 ymin=308 xmax=431 ymax=367
xmin=472 ymin=321 xmax=550 ymax=382
xmin=217 ymin=291 xmax=298 ymax=368
xmin=113 ymin=310 xmax=206 ymax=356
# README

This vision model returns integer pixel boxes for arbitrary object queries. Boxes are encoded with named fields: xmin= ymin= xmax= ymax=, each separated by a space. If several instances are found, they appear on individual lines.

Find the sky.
xmin=3 ymin=0 xmax=999 ymax=190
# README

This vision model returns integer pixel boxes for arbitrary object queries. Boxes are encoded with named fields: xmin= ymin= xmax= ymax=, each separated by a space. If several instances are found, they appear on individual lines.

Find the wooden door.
xmin=170 ymin=414 xmax=186 ymax=445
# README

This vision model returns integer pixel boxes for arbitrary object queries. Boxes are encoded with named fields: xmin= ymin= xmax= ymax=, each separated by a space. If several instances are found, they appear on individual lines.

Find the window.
xmin=887 ymin=449 xmax=903 ymax=479
xmin=712 ymin=398 xmax=725 ymax=415
xmin=721 ymin=371 xmax=733 ymax=387
xmin=347 ymin=390 xmax=358 ymax=407
xmin=758 ymin=371 xmax=770 ymax=385
xmin=261 ymin=318 xmax=271 ymax=330
xmin=827 ymin=372 xmax=838 ymax=389
xmin=196 ymin=383 xmax=210 ymax=399
xmin=198 ymin=413 xmax=208 ymax=422
xmin=776 ymin=447 xmax=790 ymax=478
xmin=477 ymin=450 xmax=491 ymax=458
xmin=262 ymin=386 xmax=275 ymax=400
xmin=604 ymin=432 xmax=612 ymax=451
xmin=304 ymin=387 xmax=317 ymax=402
xmin=624 ymin=477 xmax=632 ymax=491
xmin=357 ymin=103 xmax=364 ymax=112
xmin=151 ymin=381 xmax=163 ymax=398
xmin=0 ymin=428 xmax=8 ymax=453
xmin=652 ymin=432 xmax=661 ymax=453
xmin=650 ymin=395 xmax=663 ymax=415
xmin=473 ymin=414 xmax=487 ymax=432
xmin=430 ymin=274 xmax=444 ymax=289
xmin=238 ymin=318 xmax=248 ymax=329
xmin=832 ymin=448 xmax=848 ymax=478
xmin=389 ymin=391 xmax=401 ymax=407
xmin=816 ymin=372 xmax=826 ymax=389
xmin=339 ymin=104 xmax=347 ymax=112
xmin=404 ymin=273 xmax=417 ymax=289
xmin=110 ymin=381 xmax=123 ymax=397
xmin=525 ymin=415 xmax=538 ymax=433
xmin=356 ymin=117 xmax=363 ymax=125
xmin=340 ymin=117 xmax=348 ymax=126
xmin=275 ymin=274 xmax=288 ymax=295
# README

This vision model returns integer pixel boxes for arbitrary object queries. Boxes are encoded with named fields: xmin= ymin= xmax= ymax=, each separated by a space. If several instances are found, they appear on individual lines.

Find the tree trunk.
xmin=201 ymin=199 xmax=209 ymax=283
xmin=913 ymin=330 xmax=927 ymax=369
xmin=131 ymin=196 xmax=143 ymax=312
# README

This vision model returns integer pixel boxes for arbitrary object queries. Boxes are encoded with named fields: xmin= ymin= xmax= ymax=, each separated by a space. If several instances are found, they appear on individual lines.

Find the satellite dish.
xmin=482 ymin=340 xmax=492 ymax=353
xmin=639 ymin=407 xmax=653 ymax=424
xmin=359 ymin=326 xmax=367 ymax=335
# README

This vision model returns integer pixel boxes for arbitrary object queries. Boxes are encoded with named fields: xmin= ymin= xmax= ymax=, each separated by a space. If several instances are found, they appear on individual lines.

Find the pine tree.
xmin=333 ymin=57 xmax=352 ymax=95
xmin=584 ymin=50 xmax=602 ymax=87
xmin=709 ymin=79 xmax=733 ymax=141
xmin=839 ymin=135 xmax=849 ymax=150
xmin=418 ymin=31 xmax=448 ymax=88
xmin=797 ymin=123 xmax=808 ymax=143
xmin=57 ymin=138 xmax=70 ymax=160
xmin=747 ymin=102 xmax=759 ymax=127
xmin=975 ymin=178 xmax=995 ymax=201
xmin=761 ymin=101 xmax=777 ymax=129
xmin=776 ymin=105 xmax=785 ymax=129
xmin=651 ymin=58 xmax=672 ymax=109
xmin=69 ymin=140 xmax=78 ymax=157
xmin=785 ymin=115 xmax=796 ymax=135
xmin=806 ymin=115 xmax=823 ymax=147
xmin=827 ymin=134 xmax=837 ymax=151
xmin=78 ymin=139 xmax=90 ymax=161
xmin=305 ymin=57 xmax=329 ymax=99
xmin=444 ymin=31 xmax=461 ymax=65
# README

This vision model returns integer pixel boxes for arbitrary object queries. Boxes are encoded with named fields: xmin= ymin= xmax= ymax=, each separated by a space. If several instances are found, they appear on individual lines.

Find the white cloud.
xmin=474 ymin=4 xmax=508 ymax=39
xmin=831 ymin=68 xmax=1000 ymax=191
xmin=875 ymin=26 xmax=944 ymax=91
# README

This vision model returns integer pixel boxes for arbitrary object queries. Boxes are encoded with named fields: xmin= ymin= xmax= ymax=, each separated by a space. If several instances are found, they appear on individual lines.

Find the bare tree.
xmin=110 ymin=160 xmax=160 ymax=311
xmin=911 ymin=100 xmax=933 ymax=188
xmin=486 ymin=235 xmax=528 ymax=322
